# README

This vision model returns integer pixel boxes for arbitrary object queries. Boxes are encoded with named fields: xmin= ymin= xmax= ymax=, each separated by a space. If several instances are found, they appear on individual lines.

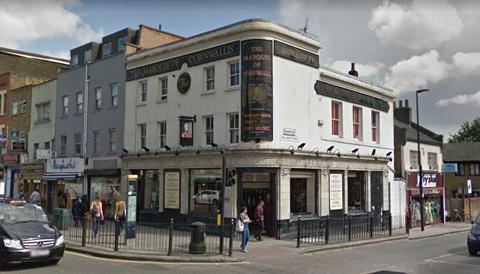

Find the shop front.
xmin=20 ymin=162 xmax=46 ymax=207
xmin=407 ymin=172 xmax=445 ymax=227
xmin=43 ymin=157 xmax=85 ymax=212
xmin=2 ymin=153 xmax=21 ymax=198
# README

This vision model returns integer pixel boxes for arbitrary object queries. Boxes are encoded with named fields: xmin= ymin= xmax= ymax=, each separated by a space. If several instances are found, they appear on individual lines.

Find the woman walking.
xmin=90 ymin=196 xmax=104 ymax=238
xmin=114 ymin=196 xmax=127 ymax=235
xmin=238 ymin=206 xmax=252 ymax=252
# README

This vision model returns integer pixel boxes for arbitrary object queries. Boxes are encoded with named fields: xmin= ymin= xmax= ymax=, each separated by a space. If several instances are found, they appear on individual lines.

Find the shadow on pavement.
xmin=0 ymin=261 xmax=59 ymax=272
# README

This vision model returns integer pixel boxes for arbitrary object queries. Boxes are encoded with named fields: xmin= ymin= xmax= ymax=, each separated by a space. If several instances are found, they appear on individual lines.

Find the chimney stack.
xmin=394 ymin=99 xmax=412 ymax=125
xmin=348 ymin=63 xmax=358 ymax=77
xmin=158 ymin=24 xmax=162 ymax=30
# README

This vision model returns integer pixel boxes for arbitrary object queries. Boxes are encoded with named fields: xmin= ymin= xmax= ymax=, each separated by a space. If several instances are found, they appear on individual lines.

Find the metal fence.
xmin=53 ymin=213 xmax=235 ymax=256
xmin=283 ymin=213 xmax=394 ymax=248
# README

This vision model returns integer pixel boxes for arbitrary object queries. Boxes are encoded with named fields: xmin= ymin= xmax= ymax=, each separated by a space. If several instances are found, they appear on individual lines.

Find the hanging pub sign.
xmin=179 ymin=117 xmax=194 ymax=147
xmin=241 ymin=39 xmax=273 ymax=142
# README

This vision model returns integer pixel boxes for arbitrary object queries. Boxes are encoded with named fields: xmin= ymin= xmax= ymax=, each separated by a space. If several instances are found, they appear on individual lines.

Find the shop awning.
xmin=42 ymin=174 xmax=77 ymax=181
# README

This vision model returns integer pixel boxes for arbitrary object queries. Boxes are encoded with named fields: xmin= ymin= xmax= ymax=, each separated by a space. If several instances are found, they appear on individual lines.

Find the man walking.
xmin=254 ymin=200 xmax=265 ymax=241
xmin=29 ymin=188 xmax=41 ymax=206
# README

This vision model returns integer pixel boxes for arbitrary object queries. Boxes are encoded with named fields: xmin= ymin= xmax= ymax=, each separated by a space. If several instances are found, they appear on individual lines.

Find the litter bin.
xmin=53 ymin=208 xmax=71 ymax=230
xmin=189 ymin=222 xmax=206 ymax=254
xmin=126 ymin=222 xmax=136 ymax=239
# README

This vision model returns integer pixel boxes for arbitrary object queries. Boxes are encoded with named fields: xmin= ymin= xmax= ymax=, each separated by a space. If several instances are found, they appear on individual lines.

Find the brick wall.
xmin=137 ymin=25 xmax=183 ymax=49
xmin=5 ymin=85 xmax=32 ymax=152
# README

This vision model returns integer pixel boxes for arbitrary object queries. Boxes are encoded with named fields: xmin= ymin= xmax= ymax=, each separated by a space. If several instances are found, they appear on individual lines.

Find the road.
xmin=2 ymin=232 xmax=479 ymax=274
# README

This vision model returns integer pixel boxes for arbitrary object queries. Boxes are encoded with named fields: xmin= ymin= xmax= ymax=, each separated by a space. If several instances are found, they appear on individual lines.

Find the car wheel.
xmin=468 ymin=247 xmax=477 ymax=256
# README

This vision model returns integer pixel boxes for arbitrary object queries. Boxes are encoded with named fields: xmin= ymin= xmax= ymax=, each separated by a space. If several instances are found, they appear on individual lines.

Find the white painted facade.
xmin=401 ymin=141 xmax=443 ymax=174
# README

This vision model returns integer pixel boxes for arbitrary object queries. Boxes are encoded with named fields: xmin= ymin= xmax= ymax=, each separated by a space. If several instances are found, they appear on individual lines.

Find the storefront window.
xmin=190 ymin=169 xmax=222 ymax=214
xmin=90 ymin=177 xmax=120 ymax=217
xmin=410 ymin=196 xmax=441 ymax=226
xmin=348 ymin=171 xmax=366 ymax=212
xmin=143 ymin=170 xmax=159 ymax=209
xmin=290 ymin=178 xmax=307 ymax=214
xmin=56 ymin=180 xmax=83 ymax=210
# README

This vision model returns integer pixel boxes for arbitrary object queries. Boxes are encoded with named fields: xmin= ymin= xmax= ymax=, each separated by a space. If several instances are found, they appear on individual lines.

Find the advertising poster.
xmin=241 ymin=39 xmax=273 ymax=142
xmin=329 ymin=173 xmax=343 ymax=210
xmin=164 ymin=171 xmax=180 ymax=209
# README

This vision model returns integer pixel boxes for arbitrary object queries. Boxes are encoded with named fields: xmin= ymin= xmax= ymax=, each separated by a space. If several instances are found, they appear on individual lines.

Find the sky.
xmin=1 ymin=0 xmax=479 ymax=140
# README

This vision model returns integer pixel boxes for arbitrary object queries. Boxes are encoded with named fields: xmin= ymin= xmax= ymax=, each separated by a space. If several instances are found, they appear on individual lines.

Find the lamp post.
xmin=83 ymin=61 xmax=91 ymax=195
xmin=416 ymin=88 xmax=429 ymax=231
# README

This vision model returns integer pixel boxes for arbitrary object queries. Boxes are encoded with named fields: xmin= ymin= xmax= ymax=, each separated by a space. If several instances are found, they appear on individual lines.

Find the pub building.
xmin=121 ymin=19 xmax=395 ymax=238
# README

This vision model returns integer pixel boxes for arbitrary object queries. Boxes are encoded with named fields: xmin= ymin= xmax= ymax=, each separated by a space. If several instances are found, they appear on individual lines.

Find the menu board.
xmin=329 ymin=173 xmax=343 ymax=210
xmin=164 ymin=171 xmax=180 ymax=209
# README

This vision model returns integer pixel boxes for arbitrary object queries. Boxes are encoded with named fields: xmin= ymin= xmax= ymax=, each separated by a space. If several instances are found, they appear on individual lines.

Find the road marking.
xmin=424 ymin=258 xmax=480 ymax=268
xmin=65 ymin=251 xmax=249 ymax=266
xmin=425 ymin=253 xmax=455 ymax=261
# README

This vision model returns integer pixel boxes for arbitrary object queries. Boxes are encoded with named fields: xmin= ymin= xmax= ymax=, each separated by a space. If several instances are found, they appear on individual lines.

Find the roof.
xmin=394 ymin=119 xmax=443 ymax=146
xmin=443 ymin=142 xmax=480 ymax=162
xmin=0 ymin=47 xmax=69 ymax=65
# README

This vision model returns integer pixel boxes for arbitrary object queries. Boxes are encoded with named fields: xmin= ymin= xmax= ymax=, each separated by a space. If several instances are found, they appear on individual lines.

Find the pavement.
xmin=60 ymin=221 xmax=472 ymax=264
xmin=4 ymin=228 xmax=478 ymax=274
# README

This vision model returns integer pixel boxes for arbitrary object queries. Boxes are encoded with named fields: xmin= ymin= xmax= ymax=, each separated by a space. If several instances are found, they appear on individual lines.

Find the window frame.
xmin=76 ymin=92 xmax=83 ymax=114
xmin=109 ymin=128 xmax=117 ymax=153
xmin=456 ymin=163 xmax=466 ymax=176
xmin=84 ymin=49 xmax=92 ymax=63
xmin=158 ymin=77 xmax=168 ymax=102
xmin=62 ymin=95 xmax=69 ymax=117
xmin=409 ymin=150 xmax=419 ymax=170
xmin=60 ymin=135 xmax=67 ymax=156
xmin=33 ymin=143 xmax=39 ymax=160
xmin=205 ymin=66 xmax=215 ymax=92
xmin=158 ymin=121 xmax=167 ymax=148
xmin=71 ymin=54 xmax=78 ymax=67
xmin=139 ymin=80 xmax=148 ymax=103
xmin=331 ymin=101 xmax=342 ymax=137
xmin=228 ymin=62 xmax=240 ymax=87
xmin=427 ymin=152 xmax=438 ymax=171
xmin=110 ymin=83 xmax=119 ymax=107
xmin=139 ymin=123 xmax=147 ymax=148
xmin=352 ymin=106 xmax=362 ymax=140
xmin=102 ymin=42 xmax=112 ymax=57
xmin=228 ymin=113 xmax=239 ymax=144
xmin=74 ymin=133 xmax=82 ymax=156
xmin=36 ymin=102 xmax=50 ymax=122
xmin=371 ymin=111 xmax=379 ymax=143
xmin=93 ymin=130 xmax=100 ymax=154
xmin=118 ymin=36 xmax=128 ymax=53
xmin=95 ymin=87 xmax=102 ymax=110
xmin=470 ymin=162 xmax=480 ymax=176
xmin=204 ymin=116 xmax=214 ymax=145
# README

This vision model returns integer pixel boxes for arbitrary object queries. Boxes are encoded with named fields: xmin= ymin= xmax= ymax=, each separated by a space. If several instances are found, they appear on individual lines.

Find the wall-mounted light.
xmin=297 ymin=143 xmax=306 ymax=150
xmin=142 ymin=146 xmax=150 ymax=153
xmin=122 ymin=148 xmax=129 ymax=154
xmin=209 ymin=142 xmax=218 ymax=149
xmin=196 ymin=146 xmax=201 ymax=155
xmin=327 ymin=145 xmax=335 ymax=153
xmin=288 ymin=145 xmax=295 ymax=155
xmin=335 ymin=149 xmax=341 ymax=157
xmin=164 ymin=145 xmax=172 ymax=151
xmin=175 ymin=147 xmax=180 ymax=156
xmin=313 ymin=147 xmax=319 ymax=156
xmin=351 ymin=148 xmax=359 ymax=154
xmin=371 ymin=149 xmax=376 ymax=156
xmin=386 ymin=151 xmax=392 ymax=157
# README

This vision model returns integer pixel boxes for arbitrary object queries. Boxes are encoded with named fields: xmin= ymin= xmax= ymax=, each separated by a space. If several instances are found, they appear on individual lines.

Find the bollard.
xmin=168 ymin=218 xmax=173 ymax=256
xmin=388 ymin=213 xmax=392 ymax=236
xmin=369 ymin=213 xmax=373 ymax=239
xmin=114 ymin=219 xmax=119 ymax=252
xmin=296 ymin=215 xmax=302 ymax=248
xmin=189 ymin=222 xmax=206 ymax=254
xmin=348 ymin=215 xmax=352 ymax=241
xmin=325 ymin=216 xmax=329 ymax=244
xmin=229 ymin=218 xmax=234 ymax=257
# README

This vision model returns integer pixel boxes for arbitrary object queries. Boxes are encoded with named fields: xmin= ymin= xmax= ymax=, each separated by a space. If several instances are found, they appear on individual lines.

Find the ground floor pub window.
xmin=90 ymin=176 xmax=120 ymax=217
xmin=410 ymin=195 xmax=441 ymax=226
xmin=190 ymin=169 xmax=222 ymax=214
xmin=135 ymin=170 xmax=159 ymax=211
xmin=347 ymin=171 xmax=366 ymax=213
xmin=290 ymin=178 xmax=307 ymax=214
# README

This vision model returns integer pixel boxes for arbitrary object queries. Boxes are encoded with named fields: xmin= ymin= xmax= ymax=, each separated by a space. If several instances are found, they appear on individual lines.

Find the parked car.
xmin=192 ymin=190 xmax=220 ymax=205
xmin=0 ymin=200 xmax=64 ymax=267
xmin=467 ymin=215 xmax=480 ymax=255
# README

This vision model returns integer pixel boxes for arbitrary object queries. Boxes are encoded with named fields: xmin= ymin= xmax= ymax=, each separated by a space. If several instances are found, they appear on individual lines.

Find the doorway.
xmin=371 ymin=172 xmax=384 ymax=215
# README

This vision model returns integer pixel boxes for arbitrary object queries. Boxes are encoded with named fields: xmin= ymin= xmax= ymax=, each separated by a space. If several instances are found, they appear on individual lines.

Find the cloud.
xmin=384 ymin=50 xmax=449 ymax=94
xmin=40 ymin=50 xmax=70 ymax=60
xmin=0 ymin=0 xmax=103 ymax=48
xmin=436 ymin=90 xmax=480 ymax=107
xmin=369 ymin=0 xmax=463 ymax=50
xmin=452 ymin=52 xmax=480 ymax=75
xmin=329 ymin=60 xmax=384 ymax=78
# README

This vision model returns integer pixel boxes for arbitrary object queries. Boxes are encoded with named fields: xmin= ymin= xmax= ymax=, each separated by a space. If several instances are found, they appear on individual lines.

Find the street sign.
xmin=467 ymin=179 xmax=472 ymax=195
xmin=442 ymin=163 xmax=457 ymax=173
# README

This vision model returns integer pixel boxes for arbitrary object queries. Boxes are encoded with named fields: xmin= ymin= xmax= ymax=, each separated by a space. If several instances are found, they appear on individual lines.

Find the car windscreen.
xmin=0 ymin=204 xmax=48 ymax=225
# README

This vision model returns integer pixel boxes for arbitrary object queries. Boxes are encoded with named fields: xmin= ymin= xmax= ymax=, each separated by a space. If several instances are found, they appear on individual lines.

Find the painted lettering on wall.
xmin=274 ymin=41 xmax=319 ymax=68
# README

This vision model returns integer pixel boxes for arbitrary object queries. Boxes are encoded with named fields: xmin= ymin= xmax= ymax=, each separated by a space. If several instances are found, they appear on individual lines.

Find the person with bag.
xmin=237 ymin=206 xmax=251 ymax=253
xmin=114 ymin=196 xmax=127 ymax=235
xmin=90 ymin=196 xmax=104 ymax=238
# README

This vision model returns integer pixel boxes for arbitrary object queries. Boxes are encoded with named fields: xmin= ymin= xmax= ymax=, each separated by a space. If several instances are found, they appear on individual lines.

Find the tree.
xmin=449 ymin=117 xmax=480 ymax=143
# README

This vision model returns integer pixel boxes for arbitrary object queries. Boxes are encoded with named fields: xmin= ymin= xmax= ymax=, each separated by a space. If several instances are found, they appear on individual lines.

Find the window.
xmin=76 ymin=92 xmax=83 ymax=114
xmin=109 ymin=128 xmax=116 ymax=153
xmin=228 ymin=113 xmax=239 ymax=144
xmin=470 ymin=162 xmax=480 ymax=176
xmin=62 ymin=96 xmax=69 ymax=116
xmin=229 ymin=62 xmax=239 ymax=86
xmin=142 ymin=170 xmax=159 ymax=209
xmin=111 ymin=83 xmax=119 ymax=107
xmin=36 ymin=102 xmax=50 ymax=121
xmin=102 ymin=42 xmax=112 ymax=57
xmin=74 ymin=133 xmax=82 ymax=155
xmin=118 ymin=36 xmax=128 ymax=52
xmin=191 ymin=169 xmax=222 ymax=214
xmin=71 ymin=54 xmax=78 ymax=67
xmin=331 ymin=101 xmax=342 ymax=137
xmin=0 ymin=93 xmax=6 ymax=115
xmin=353 ymin=106 xmax=362 ymax=140
xmin=348 ymin=171 xmax=366 ymax=212
xmin=139 ymin=80 xmax=148 ymax=103
xmin=84 ymin=50 xmax=92 ymax=63
xmin=95 ymin=87 xmax=102 ymax=109
xmin=427 ymin=152 xmax=438 ymax=171
xmin=139 ymin=123 xmax=146 ymax=148
xmin=44 ymin=141 xmax=50 ymax=150
xmin=158 ymin=121 xmax=166 ymax=148
xmin=456 ymin=163 xmax=465 ymax=176
xmin=204 ymin=116 xmax=214 ymax=145
xmin=158 ymin=78 xmax=168 ymax=101
xmin=410 ymin=150 xmax=419 ymax=170
xmin=33 ymin=143 xmax=39 ymax=160
xmin=371 ymin=111 xmax=379 ymax=143
xmin=19 ymin=101 xmax=26 ymax=113
xmin=60 ymin=135 xmax=67 ymax=156
xmin=12 ymin=102 xmax=18 ymax=115
xmin=290 ymin=178 xmax=307 ymax=214
xmin=205 ymin=67 xmax=215 ymax=91
xmin=93 ymin=130 xmax=100 ymax=154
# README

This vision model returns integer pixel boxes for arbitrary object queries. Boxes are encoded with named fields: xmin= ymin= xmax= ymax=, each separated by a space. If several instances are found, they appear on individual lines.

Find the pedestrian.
xmin=29 ymin=188 xmax=41 ymax=206
xmin=238 ymin=206 xmax=251 ymax=252
xmin=90 ymin=196 xmax=104 ymax=238
xmin=254 ymin=200 xmax=265 ymax=241
xmin=72 ymin=198 xmax=82 ymax=227
xmin=114 ymin=196 xmax=126 ymax=235
xmin=80 ymin=195 xmax=89 ymax=226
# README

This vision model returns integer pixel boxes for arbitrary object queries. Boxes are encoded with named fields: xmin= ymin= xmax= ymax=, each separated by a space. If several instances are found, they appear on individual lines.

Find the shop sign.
xmin=280 ymin=128 xmax=298 ymax=141
xmin=329 ymin=173 xmax=343 ymax=210
xmin=2 ymin=153 xmax=19 ymax=164
xmin=179 ymin=118 xmax=194 ymax=147
xmin=36 ymin=149 xmax=52 ymax=160
xmin=21 ymin=163 xmax=44 ymax=174
xmin=467 ymin=179 xmax=472 ymax=195
xmin=417 ymin=173 xmax=437 ymax=188
xmin=274 ymin=41 xmax=319 ymax=68
xmin=442 ymin=163 xmax=457 ymax=173
xmin=164 ymin=171 xmax=180 ymax=209
xmin=241 ymin=39 xmax=273 ymax=142
xmin=46 ymin=157 xmax=84 ymax=174
xmin=12 ymin=142 xmax=26 ymax=151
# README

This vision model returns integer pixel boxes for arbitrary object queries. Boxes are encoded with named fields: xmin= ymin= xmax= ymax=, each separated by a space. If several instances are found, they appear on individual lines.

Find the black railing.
xmin=54 ymin=213 xmax=234 ymax=256
xmin=288 ymin=213 xmax=393 ymax=248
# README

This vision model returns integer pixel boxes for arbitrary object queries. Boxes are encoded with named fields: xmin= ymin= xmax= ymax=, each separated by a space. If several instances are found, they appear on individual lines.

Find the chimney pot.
xmin=348 ymin=62 xmax=359 ymax=77
xmin=399 ymin=100 xmax=403 ymax=107
xmin=405 ymin=99 xmax=409 ymax=107
xmin=158 ymin=24 xmax=162 ymax=30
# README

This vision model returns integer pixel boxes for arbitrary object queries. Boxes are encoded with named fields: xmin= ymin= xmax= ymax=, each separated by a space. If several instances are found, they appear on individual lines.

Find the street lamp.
xmin=416 ymin=88 xmax=429 ymax=231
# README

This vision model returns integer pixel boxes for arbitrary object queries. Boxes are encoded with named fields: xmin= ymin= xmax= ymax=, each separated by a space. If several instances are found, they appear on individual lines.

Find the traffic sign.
xmin=467 ymin=179 xmax=472 ymax=195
